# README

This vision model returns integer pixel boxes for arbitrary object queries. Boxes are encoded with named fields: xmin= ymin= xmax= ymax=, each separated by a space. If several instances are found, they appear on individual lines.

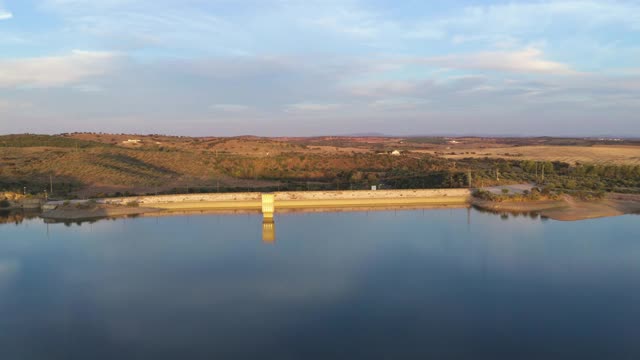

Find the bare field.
xmin=415 ymin=145 xmax=640 ymax=165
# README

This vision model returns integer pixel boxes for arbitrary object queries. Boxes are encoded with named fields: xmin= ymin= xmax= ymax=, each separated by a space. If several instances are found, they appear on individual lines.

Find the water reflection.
xmin=0 ymin=206 xmax=559 ymax=229
xmin=0 ymin=208 xmax=640 ymax=359
xmin=262 ymin=218 xmax=276 ymax=244
xmin=1 ymin=205 xmax=633 ymax=241
xmin=0 ymin=210 xmax=41 ymax=225
xmin=471 ymin=205 xmax=548 ymax=221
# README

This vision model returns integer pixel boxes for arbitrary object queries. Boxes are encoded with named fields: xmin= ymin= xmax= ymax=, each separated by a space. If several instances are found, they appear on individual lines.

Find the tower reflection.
xmin=262 ymin=218 xmax=276 ymax=244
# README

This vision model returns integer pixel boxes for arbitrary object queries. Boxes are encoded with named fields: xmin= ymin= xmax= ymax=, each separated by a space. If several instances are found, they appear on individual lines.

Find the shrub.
xmin=75 ymin=202 xmax=91 ymax=209
xmin=126 ymin=201 xmax=140 ymax=207
xmin=528 ymin=192 xmax=541 ymax=201
xmin=472 ymin=189 xmax=497 ymax=201
xmin=0 ymin=199 xmax=10 ymax=208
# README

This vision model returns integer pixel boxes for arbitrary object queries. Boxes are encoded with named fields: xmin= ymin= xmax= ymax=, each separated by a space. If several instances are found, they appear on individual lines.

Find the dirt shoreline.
xmin=472 ymin=194 xmax=640 ymax=221
xmin=41 ymin=206 xmax=161 ymax=221
xmin=133 ymin=203 xmax=470 ymax=219
xmin=39 ymin=189 xmax=640 ymax=222
xmin=42 ymin=189 xmax=471 ymax=221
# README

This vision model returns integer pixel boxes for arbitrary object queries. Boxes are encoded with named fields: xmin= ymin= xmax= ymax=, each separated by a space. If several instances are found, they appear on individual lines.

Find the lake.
xmin=1 ymin=208 xmax=639 ymax=359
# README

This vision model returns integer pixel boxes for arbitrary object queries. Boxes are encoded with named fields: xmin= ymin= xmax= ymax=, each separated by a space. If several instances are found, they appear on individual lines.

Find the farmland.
xmin=419 ymin=145 xmax=640 ymax=166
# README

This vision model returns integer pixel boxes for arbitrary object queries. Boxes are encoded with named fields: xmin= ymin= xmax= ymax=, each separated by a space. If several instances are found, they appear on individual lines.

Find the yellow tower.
xmin=262 ymin=193 xmax=275 ymax=220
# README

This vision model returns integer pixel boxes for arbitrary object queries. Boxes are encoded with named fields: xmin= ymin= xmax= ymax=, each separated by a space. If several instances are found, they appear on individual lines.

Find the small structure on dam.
xmin=262 ymin=193 xmax=275 ymax=220
xmin=262 ymin=193 xmax=276 ymax=244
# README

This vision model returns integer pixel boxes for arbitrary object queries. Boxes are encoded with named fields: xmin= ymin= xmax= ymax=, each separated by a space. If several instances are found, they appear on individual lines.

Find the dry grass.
xmin=0 ymin=145 xmax=282 ymax=196
xmin=3 ymin=134 xmax=639 ymax=197
xmin=416 ymin=145 xmax=640 ymax=165
xmin=306 ymin=145 xmax=371 ymax=154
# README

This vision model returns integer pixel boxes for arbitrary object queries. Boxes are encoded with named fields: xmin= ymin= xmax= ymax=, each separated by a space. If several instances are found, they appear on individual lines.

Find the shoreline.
xmin=42 ymin=189 xmax=471 ymax=221
xmin=40 ymin=206 xmax=162 ymax=221
xmin=471 ymin=194 xmax=640 ymax=221
xmin=37 ymin=189 xmax=640 ymax=222
xmin=137 ymin=203 xmax=470 ymax=219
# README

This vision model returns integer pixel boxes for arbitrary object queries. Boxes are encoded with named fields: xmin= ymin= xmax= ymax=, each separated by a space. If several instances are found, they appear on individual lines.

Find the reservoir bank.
xmin=41 ymin=189 xmax=471 ymax=220
xmin=38 ymin=188 xmax=640 ymax=222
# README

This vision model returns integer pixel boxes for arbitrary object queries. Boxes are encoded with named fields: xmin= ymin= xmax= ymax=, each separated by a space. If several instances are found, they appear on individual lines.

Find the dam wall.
xmin=99 ymin=189 xmax=472 ymax=211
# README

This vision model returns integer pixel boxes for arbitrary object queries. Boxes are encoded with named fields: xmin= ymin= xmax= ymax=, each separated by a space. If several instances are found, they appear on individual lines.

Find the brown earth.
xmin=416 ymin=145 xmax=640 ymax=165
xmin=3 ymin=134 xmax=639 ymax=198
xmin=473 ymin=194 xmax=640 ymax=221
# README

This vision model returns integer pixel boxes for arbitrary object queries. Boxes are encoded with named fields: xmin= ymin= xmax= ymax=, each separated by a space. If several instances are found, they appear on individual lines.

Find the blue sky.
xmin=0 ymin=0 xmax=639 ymax=136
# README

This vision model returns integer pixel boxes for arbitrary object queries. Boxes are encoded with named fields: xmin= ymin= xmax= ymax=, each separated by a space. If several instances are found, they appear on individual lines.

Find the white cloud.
xmin=0 ymin=50 xmax=120 ymax=88
xmin=0 ymin=0 xmax=11 ymax=19
xmin=285 ymin=102 xmax=342 ymax=112
xmin=423 ymin=48 xmax=576 ymax=75
xmin=410 ymin=1 xmax=640 ymax=46
xmin=42 ymin=0 xmax=135 ymax=10
xmin=2 ymin=1 xmax=640 ymax=135
xmin=349 ymin=80 xmax=422 ymax=97
xmin=0 ymin=10 xmax=12 ymax=20
xmin=309 ymin=8 xmax=380 ymax=38
xmin=1 ymin=55 xmax=639 ymax=135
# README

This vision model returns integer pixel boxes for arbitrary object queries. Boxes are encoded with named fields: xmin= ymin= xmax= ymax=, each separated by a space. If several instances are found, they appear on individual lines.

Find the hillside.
xmin=1 ymin=133 xmax=639 ymax=199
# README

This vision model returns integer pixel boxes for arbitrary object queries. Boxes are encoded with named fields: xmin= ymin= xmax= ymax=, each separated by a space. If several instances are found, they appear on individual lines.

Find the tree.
xmin=367 ymin=173 xmax=378 ymax=185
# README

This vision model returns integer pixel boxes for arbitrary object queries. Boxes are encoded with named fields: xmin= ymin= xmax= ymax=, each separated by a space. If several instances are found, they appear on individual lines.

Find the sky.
xmin=0 ymin=0 xmax=639 ymax=137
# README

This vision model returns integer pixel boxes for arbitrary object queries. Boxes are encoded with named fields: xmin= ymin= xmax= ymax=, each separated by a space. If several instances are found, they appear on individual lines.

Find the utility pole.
xmin=468 ymin=170 xmax=472 ymax=189
xmin=541 ymin=164 xmax=545 ymax=183
xmin=50 ymin=175 xmax=53 ymax=194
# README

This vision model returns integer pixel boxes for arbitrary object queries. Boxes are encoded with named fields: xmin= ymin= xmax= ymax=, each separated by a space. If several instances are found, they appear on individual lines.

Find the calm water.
xmin=1 ymin=209 xmax=639 ymax=360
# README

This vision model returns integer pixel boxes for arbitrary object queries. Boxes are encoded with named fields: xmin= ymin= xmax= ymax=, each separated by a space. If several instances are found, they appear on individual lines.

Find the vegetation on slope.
xmin=0 ymin=134 xmax=110 ymax=148
xmin=0 ymin=134 xmax=639 ymax=198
